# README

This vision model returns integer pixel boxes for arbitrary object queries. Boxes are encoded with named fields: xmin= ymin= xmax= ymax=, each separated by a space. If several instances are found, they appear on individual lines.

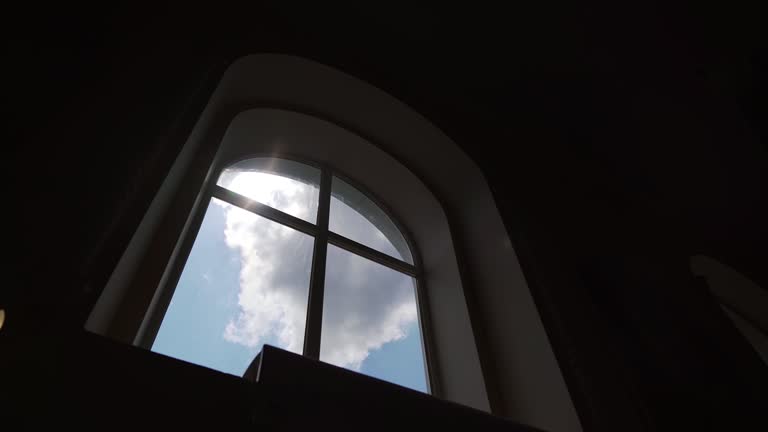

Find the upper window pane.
xmin=152 ymin=197 xmax=314 ymax=376
xmin=217 ymin=158 xmax=321 ymax=223
xmin=329 ymin=176 xmax=414 ymax=264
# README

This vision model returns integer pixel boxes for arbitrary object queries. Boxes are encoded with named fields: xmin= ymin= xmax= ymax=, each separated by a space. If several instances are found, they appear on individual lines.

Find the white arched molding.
xmin=87 ymin=54 xmax=581 ymax=431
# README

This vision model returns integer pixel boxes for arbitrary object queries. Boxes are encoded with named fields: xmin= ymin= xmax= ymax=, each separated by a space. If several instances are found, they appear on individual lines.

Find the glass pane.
xmin=320 ymin=244 xmax=427 ymax=392
xmin=217 ymin=158 xmax=321 ymax=223
xmin=152 ymin=197 xmax=314 ymax=376
xmin=329 ymin=177 xmax=414 ymax=264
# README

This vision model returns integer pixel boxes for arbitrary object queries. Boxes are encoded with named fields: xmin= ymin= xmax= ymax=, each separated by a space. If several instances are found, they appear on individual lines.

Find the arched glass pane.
xmin=329 ymin=176 xmax=414 ymax=264
xmin=217 ymin=158 xmax=321 ymax=223
xmin=320 ymin=244 xmax=427 ymax=392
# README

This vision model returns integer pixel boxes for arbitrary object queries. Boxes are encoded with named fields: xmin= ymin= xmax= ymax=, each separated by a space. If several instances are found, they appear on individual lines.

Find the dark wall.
xmin=5 ymin=2 xmax=767 ymax=431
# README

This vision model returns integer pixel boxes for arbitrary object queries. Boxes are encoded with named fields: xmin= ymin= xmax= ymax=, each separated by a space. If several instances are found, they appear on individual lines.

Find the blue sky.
xmin=152 ymin=170 xmax=427 ymax=392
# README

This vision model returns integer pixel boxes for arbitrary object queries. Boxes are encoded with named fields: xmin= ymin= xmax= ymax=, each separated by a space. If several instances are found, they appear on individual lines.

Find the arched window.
xmin=149 ymin=156 xmax=429 ymax=392
xmin=86 ymin=55 xmax=581 ymax=427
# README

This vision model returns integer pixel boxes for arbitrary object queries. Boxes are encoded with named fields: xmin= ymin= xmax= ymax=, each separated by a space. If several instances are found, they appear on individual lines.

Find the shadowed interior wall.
xmin=6 ymin=4 xmax=768 ymax=432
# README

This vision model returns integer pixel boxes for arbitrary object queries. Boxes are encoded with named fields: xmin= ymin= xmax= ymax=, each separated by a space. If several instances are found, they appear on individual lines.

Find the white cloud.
xmin=217 ymin=171 xmax=419 ymax=371
xmin=319 ymin=264 xmax=417 ymax=370
xmin=216 ymin=183 xmax=313 ymax=355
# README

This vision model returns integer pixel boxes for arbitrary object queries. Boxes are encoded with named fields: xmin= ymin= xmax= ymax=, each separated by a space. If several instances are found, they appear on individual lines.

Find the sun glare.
xmin=220 ymin=171 xmax=315 ymax=222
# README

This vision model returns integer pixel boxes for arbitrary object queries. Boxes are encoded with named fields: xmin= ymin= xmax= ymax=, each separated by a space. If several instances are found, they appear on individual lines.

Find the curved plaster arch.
xmin=87 ymin=54 xmax=581 ymax=432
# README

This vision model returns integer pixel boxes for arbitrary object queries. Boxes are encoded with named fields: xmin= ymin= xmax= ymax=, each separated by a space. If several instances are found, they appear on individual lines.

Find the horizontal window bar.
xmin=214 ymin=185 xmax=417 ymax=277
xmin=328 ymin=231 xmax=418 ymax=277
xmin=212 ymin=185 xmax=318 ymax=237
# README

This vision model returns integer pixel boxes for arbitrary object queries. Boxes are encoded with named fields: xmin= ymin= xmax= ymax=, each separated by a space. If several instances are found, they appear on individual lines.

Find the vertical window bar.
xmin=303 ymin=168 xmax=332 ymax=359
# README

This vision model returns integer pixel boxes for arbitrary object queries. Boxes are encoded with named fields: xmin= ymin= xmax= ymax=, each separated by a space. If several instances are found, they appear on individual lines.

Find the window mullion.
xmin=303 ymin=168 xmax=332 ymax=359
